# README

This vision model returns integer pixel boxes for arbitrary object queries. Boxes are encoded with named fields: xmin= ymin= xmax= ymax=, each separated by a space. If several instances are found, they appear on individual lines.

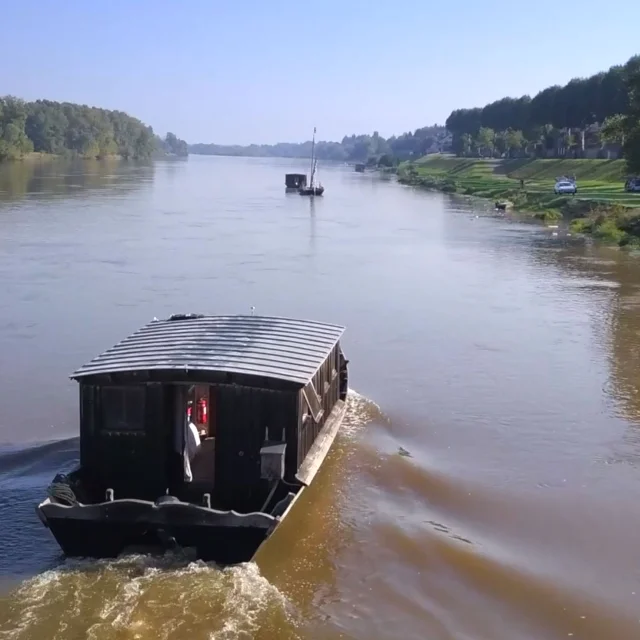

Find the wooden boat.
xmin=37 ymin=313 xmax=349 ymax=564
xmin=299 ymin=127 xmax=324 ymax=196
xmin=299 ymin=183 xmax=324 ymax=196
xmin=285 ymin=173 xmax=307 ymax=191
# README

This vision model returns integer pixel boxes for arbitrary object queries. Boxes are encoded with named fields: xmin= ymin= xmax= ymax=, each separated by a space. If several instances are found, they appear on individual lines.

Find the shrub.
xmin=441 ymin=179 xmax=458 ymax=193
xmin=570 ymin=218 xmax=593 ymax=233
xmin=534 ymin=210 xmax=563 ymax=222
xmin=592 ymin=218 xmax=627 ymax=244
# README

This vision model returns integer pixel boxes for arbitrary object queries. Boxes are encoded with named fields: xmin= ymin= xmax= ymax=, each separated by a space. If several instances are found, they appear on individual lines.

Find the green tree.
xmin=601 ymin=114 xmax=626 ymax=146
xmin=443 ymin=54 xmax=640 ymax=154
xmin=460 ymin=133 xmax=473 ymax=156
xmin=561 ymin=130 xmax=575 ymax=155
xmin=0 ymin=96 xmax=187 ymax=163
xmin=26 ymin=102 xmax=68 ymax=153
xmin=343 ymin=134 xmax=375 ymax=162
xmin=621 ymin=56 xmax=640 ymax=172
xmin=162 ymin=132 xmax=188 ymax=156
xmin=539 ymin=124 xmax=559 ymax=152
xmin=494 ymin=130 xmax=507 ymax=156
xmin=0 ymin=97 xmax=33 ymax=160
xmin=476 ymin=127 xmax=495 ymax=157
xmin=377 ymin=153 xmax=394 ymax=167
xmin=505 ymin=129 xmax=525 ymax=156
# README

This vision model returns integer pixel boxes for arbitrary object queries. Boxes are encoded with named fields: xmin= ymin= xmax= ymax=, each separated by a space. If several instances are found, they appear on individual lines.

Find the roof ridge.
xmin=158 ymin=313 xmax=345 ymax=330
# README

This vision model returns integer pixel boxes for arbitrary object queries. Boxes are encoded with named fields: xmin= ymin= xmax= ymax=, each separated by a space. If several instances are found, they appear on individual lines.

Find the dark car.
xmin=624 ymin=178 xmax=640 ymax=193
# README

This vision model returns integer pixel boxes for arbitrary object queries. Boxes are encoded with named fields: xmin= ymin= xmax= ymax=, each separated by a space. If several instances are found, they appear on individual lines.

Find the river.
xmin=1 ymin=155 xmax=639 ymax=639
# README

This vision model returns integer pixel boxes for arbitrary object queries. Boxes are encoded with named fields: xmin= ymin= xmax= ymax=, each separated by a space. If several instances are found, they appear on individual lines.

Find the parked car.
xmin=554 ymin=180 xmax=577 ymax=195
xmin=624 ymin=178 xmax=640 ymax=193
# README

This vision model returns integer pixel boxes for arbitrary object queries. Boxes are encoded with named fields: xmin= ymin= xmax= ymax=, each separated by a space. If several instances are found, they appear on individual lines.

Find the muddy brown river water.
xmin=1 ymin=156 xmax=640 ymax=639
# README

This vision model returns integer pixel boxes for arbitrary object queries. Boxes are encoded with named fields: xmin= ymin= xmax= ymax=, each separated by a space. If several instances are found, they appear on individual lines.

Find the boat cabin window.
xmin=100 ymin=386 xmax=145 ymax=432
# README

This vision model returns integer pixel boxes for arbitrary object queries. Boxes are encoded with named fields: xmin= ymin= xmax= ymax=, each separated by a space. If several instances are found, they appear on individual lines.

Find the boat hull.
xmin=37 ymin=400 xmax=347 ymax=564
xmin=298 ymin=186 xmax=324 ymax=196
xmin=37 ymin=499 xmax=275 ymax=564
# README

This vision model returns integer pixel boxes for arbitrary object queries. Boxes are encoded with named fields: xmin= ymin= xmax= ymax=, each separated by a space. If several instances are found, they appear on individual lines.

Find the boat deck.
xmin=191 ymin=437 xmax=216 ymax=489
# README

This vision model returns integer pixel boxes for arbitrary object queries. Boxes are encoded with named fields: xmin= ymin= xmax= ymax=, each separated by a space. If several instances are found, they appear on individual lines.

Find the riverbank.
xmin=3 ymin=152 xmax=125 ymax=163
xmin=1 ymin=150 xmax=187 ymax=164
xmin=22 ymin=152 xmax=57 ymax=162
xmin=398 ymin=156 xmax=640 ymax=246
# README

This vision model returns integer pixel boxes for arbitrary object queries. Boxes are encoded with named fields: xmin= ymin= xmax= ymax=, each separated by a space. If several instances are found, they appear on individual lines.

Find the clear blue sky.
xmin=0 ymin=0 xmax=638 ymax=145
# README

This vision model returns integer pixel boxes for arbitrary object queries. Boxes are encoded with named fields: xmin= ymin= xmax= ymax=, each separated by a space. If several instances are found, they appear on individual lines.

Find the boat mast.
xmin=310 ymin=127 xmax=316 ymax=188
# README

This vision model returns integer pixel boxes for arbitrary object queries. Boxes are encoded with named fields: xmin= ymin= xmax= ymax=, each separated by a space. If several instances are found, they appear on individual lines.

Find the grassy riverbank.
xmin=398 ymin=156 xmax=640 ymax=245
xmin=3 ymin=150 xmax=185 ymax=163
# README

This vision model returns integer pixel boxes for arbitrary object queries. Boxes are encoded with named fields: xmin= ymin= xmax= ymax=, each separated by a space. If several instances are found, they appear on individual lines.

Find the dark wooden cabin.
xmin=71 ymin=314 xmax=347 ymax=514
xmin=285 ymin=173 xmax=307 ymax=189
xmin=355 ymin=163 xmax=366 ymax=173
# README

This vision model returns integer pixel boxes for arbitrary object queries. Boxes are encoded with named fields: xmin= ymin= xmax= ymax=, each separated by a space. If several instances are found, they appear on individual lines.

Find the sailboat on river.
xmin=299 ymin=127 xmax=324 ymax=196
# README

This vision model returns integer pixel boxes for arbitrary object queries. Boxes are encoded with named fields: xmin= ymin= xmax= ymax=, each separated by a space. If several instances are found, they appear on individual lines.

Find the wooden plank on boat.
xmin=295 ymin=399 xmax=346 ymax=486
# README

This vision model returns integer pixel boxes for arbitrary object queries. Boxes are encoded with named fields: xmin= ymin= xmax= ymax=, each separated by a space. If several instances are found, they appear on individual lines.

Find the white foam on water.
xmin=341 ymin=388 xmax=385 ymax=437
xmin=0 ymin=569 xmax=62 ymax=640
xmin=0 ymin=553 xmax=296 ymax=640
xmin=209 ymin=562 xmax=292 ymax=640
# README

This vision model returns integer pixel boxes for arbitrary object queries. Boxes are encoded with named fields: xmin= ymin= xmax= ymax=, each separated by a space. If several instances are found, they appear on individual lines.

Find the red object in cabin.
xmin=197 ymin=397 xmax=207 ymax=424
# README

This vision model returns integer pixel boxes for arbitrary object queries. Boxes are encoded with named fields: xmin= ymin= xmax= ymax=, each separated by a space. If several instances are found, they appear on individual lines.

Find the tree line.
xmin=445 ymin=54 xmax=640 ymax=172
xmin=0 ymin=97 xmax=187 ymax=162
xmin=189 ymin=125 xmax=451 ymax=164
xmin=156 ymin=131 xmax=189 ymax=157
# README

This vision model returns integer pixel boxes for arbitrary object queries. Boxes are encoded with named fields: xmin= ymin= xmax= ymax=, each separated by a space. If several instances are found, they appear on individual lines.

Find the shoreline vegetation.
xmin=189 ymin=126 xmax=448 ymax=164
xmin=396 ymin=53 xmax=640 ymax=247
xmin=397 ymin=155 xmax=640 ymax=246
xmin=387 ymin=51 xmax=640 ymax=248
xmin=3 ymin=52 xmax=639 ymax=248
xmin=0 ymin=97 xmax=188 ymax=163
xmin=444 ymin=55 xmax=640 ymax=177
xmin=187 ymin=54 xmax=640 ymax=172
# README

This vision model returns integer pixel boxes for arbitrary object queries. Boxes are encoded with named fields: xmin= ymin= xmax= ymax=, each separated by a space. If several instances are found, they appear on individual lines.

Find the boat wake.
xmin=0 ymin=391 xmax=386 ymax=639
xmin=0 ymin=552 xmax=298 ymax=640
xmin=0 ymin=437 xmax=78 ymax=482
xmin=341 ymin=388 xmax=385 ymax=437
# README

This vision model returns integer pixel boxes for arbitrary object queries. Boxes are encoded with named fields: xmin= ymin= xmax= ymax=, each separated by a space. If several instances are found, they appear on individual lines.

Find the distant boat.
xmin=285 ymin=173 xmax=307 ymax=191
xmin=299 ymin=127 xmax=324 ymax=196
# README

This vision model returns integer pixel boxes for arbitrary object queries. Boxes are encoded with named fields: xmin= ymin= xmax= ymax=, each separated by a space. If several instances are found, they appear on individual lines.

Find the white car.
xmin=554 ymin=180 xmax=577 ymax=195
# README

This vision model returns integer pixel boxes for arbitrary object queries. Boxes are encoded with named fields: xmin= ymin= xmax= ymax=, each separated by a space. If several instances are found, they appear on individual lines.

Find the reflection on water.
xmin=2 ymin=156 xmax=640 ymax=639
xmin=539 ymin=248 xmax=640 ymax=463
xmin=0 ymin=157 xmax=155 ymax=205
